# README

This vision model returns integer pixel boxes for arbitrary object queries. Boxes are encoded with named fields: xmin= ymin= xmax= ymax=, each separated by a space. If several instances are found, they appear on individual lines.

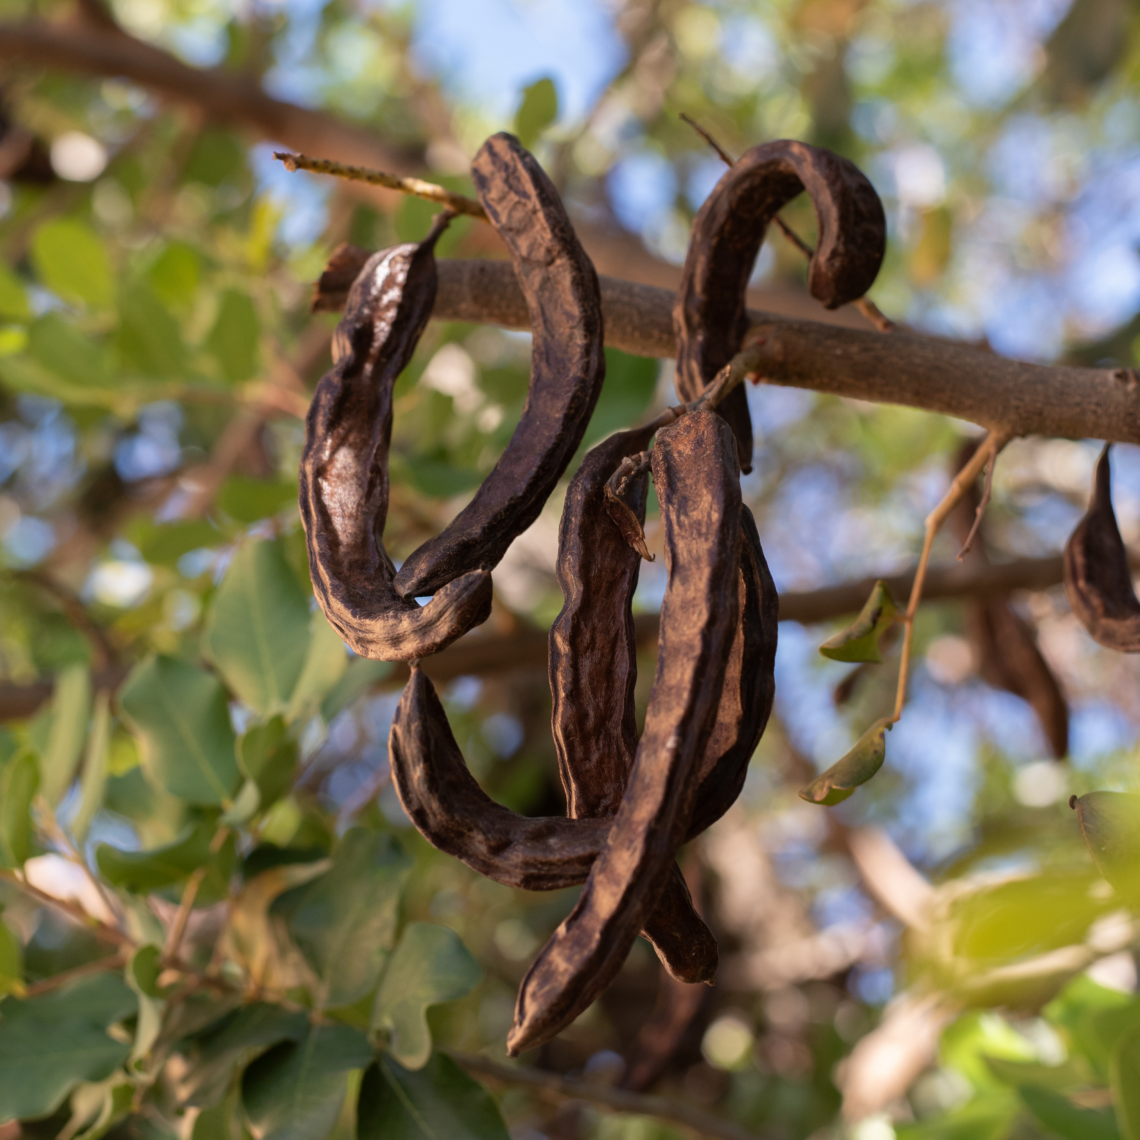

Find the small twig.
xmin=957 ymin=445 xmax=1001 ymax=560
xmin=35 ymin=798 xmax=123 ymax=932
xmin=682 ymin=114 xmax=894 ymax=334
xmin=23 ymin=951 xmax=128 ymax=997
xmin=450 ymin=1052 xmax=767 ymax=1140
xmin=891 ymin=431 xmax=1013 ymax=722
xmin=162 ymin=826 xmax=230 ymax=962
xmin=274 ymin=152 xmax=488 ymax=220
xmin=9 ymin=570 xmax=116 ymax=670
xmin=0 ymin=868 xmax=133 ymax=947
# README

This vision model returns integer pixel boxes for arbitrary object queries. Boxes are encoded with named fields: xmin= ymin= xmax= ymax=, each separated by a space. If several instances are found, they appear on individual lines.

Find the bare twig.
xmin=0 ymin=868 xmax=133 ymax=947
xmin=9 ymin=570 xmax=116 ymax=669
xmin=35 ymin=798 xmax=124 ymax=932
xmin=450 ymin=1052 xmax=769 ymax=1140
xmin=23 ymin=951 xmax=128 ymax=997
xmin=957 ymin=444 xmax=1001 ymax=560
xmin=679 ymin=112 xmax=735 ymax=166
xmin=162 ymin=827 xmax=230 ymax=961
xmin=891 ymin=431 xmax=1014 ymax=722
xmin=274 ymin=151 xmax=487 ymax=219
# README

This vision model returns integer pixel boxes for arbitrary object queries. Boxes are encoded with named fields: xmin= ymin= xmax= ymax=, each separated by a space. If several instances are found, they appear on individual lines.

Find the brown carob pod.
xmin=507 ymin=410 xmax=742 ymax=1056
xmin=685 ymin=505 xmax=779 ymax=838
xmin=550 ymin=425 xmax=717 ymax=984
xmin=394 ymin=132 xmax=606 ymax=599
xmin=674 ymin=140 xmax=887 ymax=470
xmin=1064 ymin=446 xmax=1140 ymax=652
xmin=387 ymin=666 xmax=716 ymax=980
xmin=299 ymin=221 xmax=493 ymax=662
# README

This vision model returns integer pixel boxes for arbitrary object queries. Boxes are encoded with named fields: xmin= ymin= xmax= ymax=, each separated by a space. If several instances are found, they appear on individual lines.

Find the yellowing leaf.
xmin=819 ymin=580 xmax=897 ymax=663
xmin=799 ymin=718 xmax=891 ymax=806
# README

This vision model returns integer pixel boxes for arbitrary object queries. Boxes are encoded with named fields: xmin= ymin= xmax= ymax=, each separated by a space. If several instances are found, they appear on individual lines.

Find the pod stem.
xmin=890 ymin=429 xmax=1013 ymax=724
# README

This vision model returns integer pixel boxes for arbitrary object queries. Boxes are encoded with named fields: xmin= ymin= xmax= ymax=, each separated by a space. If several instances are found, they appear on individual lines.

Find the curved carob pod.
xmin=1064 ymin=446 xmax=1140 ymax=652
xmin=685 ymin=505 xmax=779 ymax=838
xmin=394 ymin=132 xmax=606 ymax=599
xmin=550 ymin=425 xmax=718 ymax=985
xmin=674 ymin=140 xmax=887 ymax=470
xmin=388 ymin=666 xmax=715 ymax=980
xmin=299 ymin=223 xmax=493 ymax=662
xmin=508 ymin=410 xmax=742 ymax=1056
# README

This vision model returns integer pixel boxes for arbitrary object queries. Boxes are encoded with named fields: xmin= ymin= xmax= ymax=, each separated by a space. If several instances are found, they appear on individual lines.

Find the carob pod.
xmin=674 ymin=139 xmax=887 ymax=471
xmin=550 ymin=425 xmax=717 ymax=985
xmin=685 ymin=505 xmax=779 ymax=837
xmin=395 ymin=132 xmax=606 ymax=598
xmin=388 ymin=666 xmax=714 ymax=978
xmin=508 ymin=410 xmax=742 ymax=1056
xmin=299 ymin=220 xmax=492 ymax=662
xmin=1064 ymin=445 xmax=1140 ymax=652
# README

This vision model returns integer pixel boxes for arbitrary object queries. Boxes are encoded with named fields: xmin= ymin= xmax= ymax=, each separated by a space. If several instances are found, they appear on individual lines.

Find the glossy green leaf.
xmin=96 ymin=821 xmax=226 ymax=893
xmin=1112 ymin=1021 xmax=1140 ymax=1140
xmin=28 ymin=313 xmax=112 ymax=389
xmin=237 ymin=717 xmax=296 ymax=808
xmin=798 ymin=718 xmax=891 ymax=806
xmin=217 ymin=477 xmax=298 ymax=524
xmin=819 ymin=580 xmax=897 ymax=663
xmin=1072 ymin=792 xmax=1140 ymax=908
xmin=1019 ymin=1085 xmax=1120 ymax=1140
xmin=271 ymin=829 xmax=413 ymax=1008
xmin=204 ymin=541 xmax=311 ymax=718
xmin=72 ymin=689 xmax=112 ymax=843
xmin=207 ymin=289 xmax=259 ymax=383
xmin=128 ymin=944 xmax=164 ymax=999
xmin=286 ymin=616 xmax=347 ymax=723
xmin=117 ymin=281 xmax=184 ymax=377
xmin=240 ymin=1022 xmax=373 ymax=1140
xmin=513 ymin=76 xmax=558 ymax=148
xmin=372 ymin=923 xmax=482 ymax=1070
xmin=0 ymin=908 xmax=23 ymax=998
xmin=357 ymin=1054 xmax=510 ymax=1140
xmin=0 ymin=750 xmax=39 ymax=866
xmin=40 ymin=662 xmax=91 ymax=805
xmin=119 ymin=655 xmax=240 ymax=806
xmin=30 ymin=218 xmax=114 ymax=309
xmin=183 ymin=1002 xmax=309 ymax=1109
xmin=0 ymin=263 xmax=30 ymax=321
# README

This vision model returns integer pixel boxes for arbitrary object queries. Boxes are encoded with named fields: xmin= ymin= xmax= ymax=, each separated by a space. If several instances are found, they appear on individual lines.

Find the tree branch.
xmin=450 ymin=1052 xmax=770 ymax=1140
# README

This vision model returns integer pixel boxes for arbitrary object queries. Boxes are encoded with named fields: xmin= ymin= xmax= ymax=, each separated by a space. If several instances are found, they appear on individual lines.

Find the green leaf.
xmin=237 ymin=717 xmax=296 ymax=808
xmin=130 ymin=518 xmax=219 ymax=567
xmin=96 ymin=820 xmax=224 ymax=893
xmin=28 ymin=313 xmax=112 ymax=389
xmin=240 ymin=1023 xmax=373 ymax=1140
xmin=0 ymin=263 xmax=30 ymax=321
xmin=30 ymin=218 xmax=114 ymax=309
xmin=149 ymin=241 xmax=200 ymax=309
xmin=40 ymin=662 xmax=91 ymax=806
xmin=217 ymin=477 xmax=298 ymax=524
xmin=357 ymin=1054 xmax=510 ymax=1140
xmin=513 ymin=77 xmax=558 ymax=149
xmin=819 ymin=580 xmax=898 ymax=663
xmin=206 ymin=289 xmax=259 ymax=383
xmin=118 ymin=655 xmax=240 ymax=806
xmin=0 ymin=909 xmax=23 ymax=998
xmin=72 ymin=689 xmax=112 ymax=843
xmin=286 ymin=616 xmax=347 ymax=724
xmin=271 ymin=829 xmax=412 ymax=1008
xmin=798 ymin=718 xmax=891 ymax=806
xmin=183 ymin=1002 xmax=309 ymax=1109
xmin=0 ymin=750 xmax=39 ymax=866
xmin=0 ymin=974 xmax=137 ymax=1122
xmin=1019 ymin=1085 xmax=1120 ymax=1140
xmin=1072 ymin=792 xmax=1140 ymax=908
xmin=372 ymin=923 xmax=482 ymax=1071
xmin=117 ymin=281 xmax=184 ymax=378
xmin=1112 ymin=1021 xmax=1140 ymax=1140
xmin=69 ymin=1078 xmax=134 ymax=1140
xmin=128 ymin=944 xmax=163 ymax=999
xmin=204 ymin=541 xmax=311 ymax=719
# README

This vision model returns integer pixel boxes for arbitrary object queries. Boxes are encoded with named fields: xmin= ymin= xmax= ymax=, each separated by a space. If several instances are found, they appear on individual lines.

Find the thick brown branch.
xmin=0 ymin=553 xmax=1082 ymax=721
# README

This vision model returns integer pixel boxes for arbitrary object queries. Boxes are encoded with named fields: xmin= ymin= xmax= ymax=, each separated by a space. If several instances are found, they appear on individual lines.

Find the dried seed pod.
xmin=394 ymin=133 xmax=606 ymax=599
xmin=508 ymin=410 xmax=742 ymax=1056
xmin=685 ymin=505 xmax=779 ymax=838
xmin=387 ymin=666 xmax=715 ymax=979
xmin=299 ymin=225 xmax=493 ymax=662
xmin=1064 ymin=446 xmax=1140 ymax=652
xmin=551 ymin=425 xmax=717 ymax=984
xmin=675 ymin=140 xmax=887 ymax=469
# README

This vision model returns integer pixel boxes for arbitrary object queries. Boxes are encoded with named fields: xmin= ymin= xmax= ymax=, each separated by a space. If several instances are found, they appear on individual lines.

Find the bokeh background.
xmin=2 ymin=0 xmax=1140 ymax=1136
